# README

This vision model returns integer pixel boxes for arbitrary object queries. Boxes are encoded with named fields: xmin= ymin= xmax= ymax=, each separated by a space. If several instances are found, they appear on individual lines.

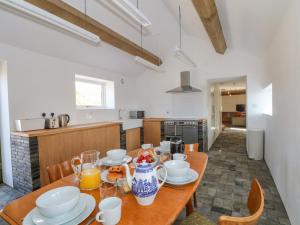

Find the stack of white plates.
xmin=100 ymin=149 xmax=132 ymax=166
xmin=23 ymin=186 xmax=95 ymax=225
xmin=100 ymin=155 xmax=132 ymax=166
xmin=157 ymin=168 xmax=199 ymax=185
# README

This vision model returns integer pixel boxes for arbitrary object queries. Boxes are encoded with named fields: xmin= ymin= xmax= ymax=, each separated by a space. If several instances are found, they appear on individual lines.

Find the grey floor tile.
xmin=175 ymin=129 xmax=291 ymax=225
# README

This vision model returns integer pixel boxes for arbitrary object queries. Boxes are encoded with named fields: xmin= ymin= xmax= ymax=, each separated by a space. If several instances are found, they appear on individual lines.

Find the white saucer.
xmin=32 ymin=193 xmax=86 ymax=225
xmin=23 ymin=193 xmax=96 ymax=225
xmin=157 ymin=168 xmax=199 ymax=185
xmin=101 ymin=169 xmax=115 ymax=184
xmin=100 ymin=155 xmax=132 ymax=166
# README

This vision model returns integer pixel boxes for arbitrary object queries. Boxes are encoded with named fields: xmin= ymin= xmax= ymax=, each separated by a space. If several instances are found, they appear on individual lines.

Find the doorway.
xmin=207 ymin=76 xmax=247 ymax=148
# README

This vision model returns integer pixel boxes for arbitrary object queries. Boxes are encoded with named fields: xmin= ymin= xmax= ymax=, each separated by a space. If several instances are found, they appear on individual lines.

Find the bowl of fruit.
xmin=133 ymin=148 xmax=159 ymax=167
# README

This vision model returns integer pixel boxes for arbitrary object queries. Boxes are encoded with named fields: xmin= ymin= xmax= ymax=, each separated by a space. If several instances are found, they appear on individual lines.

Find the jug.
xmin=71 ymin=150 xmax=101 ymax=190
xmin=123 ymin=162 xmax=167 ymax=206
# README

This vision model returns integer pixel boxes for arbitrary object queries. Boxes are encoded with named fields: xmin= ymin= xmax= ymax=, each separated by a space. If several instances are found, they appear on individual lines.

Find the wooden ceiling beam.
xmin=192 ymin=0 xmax=227 ymax=54
xmin=25 ymin=0 xmax=162 ymax=65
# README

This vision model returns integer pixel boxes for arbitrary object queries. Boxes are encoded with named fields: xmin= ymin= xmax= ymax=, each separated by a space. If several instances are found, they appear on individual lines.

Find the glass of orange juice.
xmin=71 ymin=150 xmax=101 ymax=190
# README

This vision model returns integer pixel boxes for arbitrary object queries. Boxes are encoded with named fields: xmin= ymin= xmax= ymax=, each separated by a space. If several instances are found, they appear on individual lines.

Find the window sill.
xmin=76 ymin=106 xmax=115 ymax=110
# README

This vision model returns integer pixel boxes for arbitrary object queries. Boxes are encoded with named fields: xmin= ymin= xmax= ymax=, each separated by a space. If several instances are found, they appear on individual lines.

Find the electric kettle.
xmin=58 ymin=114 xmax=70 ymax=127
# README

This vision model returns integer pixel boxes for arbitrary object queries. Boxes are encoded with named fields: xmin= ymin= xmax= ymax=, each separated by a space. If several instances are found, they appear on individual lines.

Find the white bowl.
xmin=107 ymin=149 xmax=126 ymax=162
xmin=36 ymin=186 xmax=80 ymax=218
xmin=164 ymin=160 xmax=190 ymax=178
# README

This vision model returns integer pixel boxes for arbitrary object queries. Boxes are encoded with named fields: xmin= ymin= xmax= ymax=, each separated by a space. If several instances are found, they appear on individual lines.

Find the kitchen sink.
xmin=118 ymin=119 xmax=143 ymax=130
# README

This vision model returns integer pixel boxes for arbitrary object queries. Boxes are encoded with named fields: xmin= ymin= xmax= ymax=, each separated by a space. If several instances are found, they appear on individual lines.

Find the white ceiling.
xmin=163 ymin=0 xmax=289 ymax=56
xmin=0 ymin=0 xmax=290 ymax=77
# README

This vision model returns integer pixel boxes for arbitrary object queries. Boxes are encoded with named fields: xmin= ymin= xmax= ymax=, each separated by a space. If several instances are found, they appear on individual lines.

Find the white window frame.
xmin=75 ymin=74 xmax=114 ymax=110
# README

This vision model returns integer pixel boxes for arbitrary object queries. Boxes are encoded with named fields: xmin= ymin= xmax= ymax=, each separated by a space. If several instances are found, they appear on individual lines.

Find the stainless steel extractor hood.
xmin=166 ymin=71 xmax=202 ymax=93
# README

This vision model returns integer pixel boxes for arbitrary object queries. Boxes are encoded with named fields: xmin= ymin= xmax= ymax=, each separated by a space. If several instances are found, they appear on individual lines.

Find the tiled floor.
xmin=0 ymin=129 xmax=291 ymax=225
xmin=0 ymin=184 xmax=23 ymax=225
xmin=176 ymin=129 xmax=291 ymax=225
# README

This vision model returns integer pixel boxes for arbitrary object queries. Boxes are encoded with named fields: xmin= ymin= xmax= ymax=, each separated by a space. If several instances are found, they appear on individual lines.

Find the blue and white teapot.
xmin=123 ymin=161 xmax=167 ymax=206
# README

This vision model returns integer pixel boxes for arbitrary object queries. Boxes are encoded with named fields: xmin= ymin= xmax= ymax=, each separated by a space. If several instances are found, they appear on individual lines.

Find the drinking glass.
xmin=116 ymin=178 xmax=131 ymax=196
xmin=100 ymin=182 xmax=117 ymax=200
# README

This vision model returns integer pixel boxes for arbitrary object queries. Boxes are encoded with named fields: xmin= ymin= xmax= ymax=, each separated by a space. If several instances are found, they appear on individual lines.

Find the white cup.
xmin=173 ymin=153 xmax=187 ymax=161
xmin=96 ymin=197 xmax=122 ymax=225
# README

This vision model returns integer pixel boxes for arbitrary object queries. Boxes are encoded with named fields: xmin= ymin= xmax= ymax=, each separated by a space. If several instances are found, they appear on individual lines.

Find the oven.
xmin=164 ymin=120 xmax=198 ymax=144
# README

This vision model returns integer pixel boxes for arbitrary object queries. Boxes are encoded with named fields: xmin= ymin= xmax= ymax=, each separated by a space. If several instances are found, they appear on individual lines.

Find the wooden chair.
xmin=47 ymin=160 xmax=74 ymax=183
xmin=60 ymin=160 xmax=74 ymax=177
xmin=184 ymin=143 xmax=200 ymax=208
xmin=46 ymin=164 xmax=62 ymax=183
xmin=181 ymin=179 xmax=265 ymax=225
xmin=185 ymin=143 xmax=199 ymax=153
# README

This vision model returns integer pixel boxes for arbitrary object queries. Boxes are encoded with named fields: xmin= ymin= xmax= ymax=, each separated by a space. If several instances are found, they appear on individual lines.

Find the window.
xmin=263 ymin=84 xmax=272 ymax=116
xmin=75 ymin=74 xmax=115 ymax=109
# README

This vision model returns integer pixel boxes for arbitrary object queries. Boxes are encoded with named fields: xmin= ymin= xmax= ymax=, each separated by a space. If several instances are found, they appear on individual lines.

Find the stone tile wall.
xmin=10 ymin=135 xmax=40 ymax=194
xmin=198 ymin=119 xmax=208 ymax=152
xmin=120 ymin=128 xmax=126 ymax=150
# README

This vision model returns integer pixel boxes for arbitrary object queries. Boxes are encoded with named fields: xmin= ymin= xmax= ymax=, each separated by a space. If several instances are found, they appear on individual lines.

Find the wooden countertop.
xmin=143 ymin=118 xmax=166 ymax=122
xmin=144 ymin=118 xmax=207 ymax=122
xmin=11 ymin=122 xmax=121 ymax=137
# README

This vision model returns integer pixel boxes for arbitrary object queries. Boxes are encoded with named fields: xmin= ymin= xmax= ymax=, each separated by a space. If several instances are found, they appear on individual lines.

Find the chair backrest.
xmin=60 ymin=160 xmax=73 ymax=177
xmin=218 ymin=179 xmax=264 ymax=225
xmin=47 ymin=160 xmax=74 ymax=183
xmin=46 ymin=164 xmax=62 ymax=183
xmin=184 ymin=144 xmax=199 ymax=153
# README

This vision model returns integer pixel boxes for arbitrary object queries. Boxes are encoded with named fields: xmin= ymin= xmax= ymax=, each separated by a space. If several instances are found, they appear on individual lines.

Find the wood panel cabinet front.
xmin=38 ymin=125 xmax=120 ymax=186
xmin=143 ymin=121 xmax=161 ymax=147
xmin=126 ymin=128 xmax=141 ymax=151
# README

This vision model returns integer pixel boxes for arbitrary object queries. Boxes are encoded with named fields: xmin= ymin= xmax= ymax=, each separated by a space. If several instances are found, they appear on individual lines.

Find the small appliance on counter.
xmin=58 ymin=114 xmax=70 ymax=127
xmin=129 ymin=110 xmax=144 ymax=119
xmin=170 ymin=136 xmax=184 ymax=155
xmin=42 ymin=112 xmax=59 ymax=129
xmin=15 ymin=118 xmax=45 ymax=132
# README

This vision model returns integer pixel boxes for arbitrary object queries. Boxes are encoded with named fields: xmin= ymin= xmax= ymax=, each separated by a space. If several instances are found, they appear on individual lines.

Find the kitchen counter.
xmin=144 ymin=117 xmax=207 ymax=121
xmin=11 ymin=121 xmax=121 ymax=137
xmin=11 ymin=121 xmax=121 ymax=191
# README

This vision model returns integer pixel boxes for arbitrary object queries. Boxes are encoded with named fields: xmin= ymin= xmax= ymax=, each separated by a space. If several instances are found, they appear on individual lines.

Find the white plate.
xmin=100 ymin=169 xmax=115 ymax=184
xmin=154 ymin=146 xmax=170 ymax=153
xmin=23 ymin=193 xmax=96 ymax=225
xmin=100 ymin=155 xmax=132 ymax=166
xmin=157 ymin=168 xmax=199 ymax=185
xmin=32 ymin=193 xmax=86 ymax=225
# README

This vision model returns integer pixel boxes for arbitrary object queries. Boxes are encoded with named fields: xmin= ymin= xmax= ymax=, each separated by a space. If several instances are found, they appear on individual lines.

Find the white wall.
xmin=135 ymin=35 xmax=266 ymax=147
xmin=0 ymin=43 xmax=138 ymax=126
xmin=222 ymin=94 xmax=246 ymax=112
xmin=264 ymin=0 xmax=300 ymax=224
xmin=0 ymin=43 xmax=138 ymax=186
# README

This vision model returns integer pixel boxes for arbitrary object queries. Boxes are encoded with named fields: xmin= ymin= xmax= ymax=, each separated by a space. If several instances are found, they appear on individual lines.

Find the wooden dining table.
xmin=0 ymin=150 xmax=208 ymax=225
